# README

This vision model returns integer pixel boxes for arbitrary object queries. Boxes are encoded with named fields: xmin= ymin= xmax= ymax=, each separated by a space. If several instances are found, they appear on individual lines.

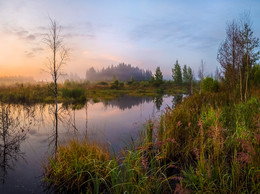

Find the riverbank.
xmin=43 ymin=90 xmax=260 ymax=193
xmin=0 ymin=80 xmax=188 ymax=104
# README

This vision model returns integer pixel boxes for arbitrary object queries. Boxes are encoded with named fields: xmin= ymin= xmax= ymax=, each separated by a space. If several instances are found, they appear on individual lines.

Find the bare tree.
xmin=43 ymin=18 xmax=69 ymax=150
xmin=198 ymin=60 xmax=205 ymax=94
xmin=214 ymin=66 xmax=221 ymax=81
xmin=217 ymin=14 xmax=259 ymax=102
xmin=240 ymin=13 xmax=259 ymax=102
xmin=217 ymin=20 xmax=242 ymax=100
xmin=198 ymin=60 xmax=205 ymax=81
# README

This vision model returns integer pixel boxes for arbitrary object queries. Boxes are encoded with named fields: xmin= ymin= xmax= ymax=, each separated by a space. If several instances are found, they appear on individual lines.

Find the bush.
xmin=97 ymin=81 xmax=108 ymax=86
xmin=61 ymin=88 xmax=86 ymax=102
xmin=201 ymin=77 xmax=219 ymax=92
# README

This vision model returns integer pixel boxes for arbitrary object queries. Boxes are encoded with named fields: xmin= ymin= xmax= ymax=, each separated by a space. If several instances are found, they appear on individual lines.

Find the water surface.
xmin=0 ymin=94 xmax=183 ymax=193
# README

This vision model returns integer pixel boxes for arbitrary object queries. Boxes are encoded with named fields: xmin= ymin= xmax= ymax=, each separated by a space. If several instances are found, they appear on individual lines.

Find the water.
xmin=0 ymin=94 xmax=184 ymax=194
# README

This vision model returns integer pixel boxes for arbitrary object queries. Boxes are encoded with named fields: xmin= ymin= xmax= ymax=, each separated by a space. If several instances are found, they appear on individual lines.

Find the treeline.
xmin=86 ymin=63 xmax=152 ymax=82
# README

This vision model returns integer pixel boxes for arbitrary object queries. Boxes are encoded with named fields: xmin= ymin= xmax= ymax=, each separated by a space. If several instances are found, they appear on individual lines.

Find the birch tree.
xmin=43 ymin=18 xmax=69 ymax=150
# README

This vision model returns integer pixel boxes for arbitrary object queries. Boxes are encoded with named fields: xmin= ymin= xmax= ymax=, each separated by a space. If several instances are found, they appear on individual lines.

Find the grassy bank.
xmin=0 ymin=80 xmax=188 ymax=104
xmin=43 ymin=89 xmax=260 ymax=193
xmin=44 ymin=138 xmax=176 ymax=193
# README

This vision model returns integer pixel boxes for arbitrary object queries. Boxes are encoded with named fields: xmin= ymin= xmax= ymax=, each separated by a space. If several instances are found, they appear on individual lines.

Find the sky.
xmin=0 ymin=0 xmax=259 ymax=80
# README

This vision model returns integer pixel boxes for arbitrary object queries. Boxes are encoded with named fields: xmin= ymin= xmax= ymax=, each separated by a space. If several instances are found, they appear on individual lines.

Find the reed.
xmin=43 ymin=90 xmax=260 ymax=193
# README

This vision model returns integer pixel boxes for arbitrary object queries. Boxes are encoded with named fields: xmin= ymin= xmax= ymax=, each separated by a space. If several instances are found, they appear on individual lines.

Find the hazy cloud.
xmin=32 ymin=47 xmax=44 ymax=52
xmin=16 ymin=30 xmax=28 ymax=36
xmin=61 ymin=21 xmax=96 ymax=40
xmin=26 ymin=34 xmax=36 ymax=40
xmin=4 ymin=26 xmax=40 ymax=42
xmin=63 ymin=33 xmax=95 ymax=39
xmin=37 ymin=26 xmax=47 ymax=31
xmin=130 ymin=19 xmax=219 ymax=50
xmin=25 ymin=51 xmax=34 ymax=58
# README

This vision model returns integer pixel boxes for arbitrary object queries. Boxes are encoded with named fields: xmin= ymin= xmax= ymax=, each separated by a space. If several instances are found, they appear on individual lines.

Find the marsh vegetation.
xmin=0 ymin=11 xmax=260 ymax=194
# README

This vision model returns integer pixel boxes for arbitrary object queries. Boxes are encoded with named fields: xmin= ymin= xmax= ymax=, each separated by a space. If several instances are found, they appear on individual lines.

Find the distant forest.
xmin=86 ymin=63 xmax=152 ymax=82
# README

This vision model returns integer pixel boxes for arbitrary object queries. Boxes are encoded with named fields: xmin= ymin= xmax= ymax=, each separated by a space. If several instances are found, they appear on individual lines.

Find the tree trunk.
xmin=239 ymin=59 xmax=243 ymax=102
xmin=54 ymin=24 xmax=58 ymax=154
xmin=245 ymin=46 xmax=249 ymax=102
xmin=190 ymin=80 xmax=193 ymax=95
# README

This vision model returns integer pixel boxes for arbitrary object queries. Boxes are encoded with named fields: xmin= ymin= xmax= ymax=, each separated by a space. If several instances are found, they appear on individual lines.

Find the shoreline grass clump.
xmin=43 ymin=135 xmax=180 ymax=193
xmin=43 ymin=139 xmax=111 ymax=193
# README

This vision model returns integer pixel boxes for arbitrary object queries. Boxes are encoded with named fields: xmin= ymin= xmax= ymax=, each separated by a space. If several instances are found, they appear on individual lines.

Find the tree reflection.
xmin=104 ymin=96 xmax=153 ymax=110
xmin=154 ymin=95 xmax=163 ymax=111
xmin=49 ymin=102 xmax=86 ymax=154
xmin=85 ymin=102 xmax=88 ymax=137
xmin=0 ymin=103 xmax=33 ymax=184
xmin=172 ymin=94 xmax=183 ymax=109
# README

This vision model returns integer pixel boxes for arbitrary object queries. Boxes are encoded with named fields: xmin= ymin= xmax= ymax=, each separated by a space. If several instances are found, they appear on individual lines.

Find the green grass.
xmin=43 ymin=87 xmax=260 ymax=193
xmin=0 ymin=80 xmax=189 ymax=104
xmin=153 ymin=93 xmax=260 ymax=193
xmin=43 ymin=137 xmax=177 ymax=193
xmin=43 ymin=139 xmax=111 ymax=193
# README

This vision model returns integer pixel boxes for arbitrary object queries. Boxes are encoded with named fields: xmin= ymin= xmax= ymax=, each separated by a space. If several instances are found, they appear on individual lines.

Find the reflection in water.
xmin=49 ymin=102 xmax=86 ymax=154
xmin=172 ymin=94 xmax=183 ymax=109
xmin=85 ymin=102 xmax=88 ymax=136
xmin=0 ymin=95 xmax=184 ymax=193
xmin=103 ymin=95 xmax=153 ymax=110
xmin=49 ymin=104 xmax=70 ymax=154
xmin=154 ymin=95 xmax=163 ymax=111
xmin=0 ymin=103 xmax=34 ymax=184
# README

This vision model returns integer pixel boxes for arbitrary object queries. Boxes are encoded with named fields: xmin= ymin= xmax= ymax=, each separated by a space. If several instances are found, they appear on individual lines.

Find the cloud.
xmin=32 ymin=47 xmax=44 ymax=52
xmin=61 ymin=21 xmax=96 ymax=40
xmin=37 ymin=26 xmax=48 ymax=31
xmin=130 ymin=20 xmax=184 ymax=42
xmin=26 ymin=34 xmax=36 ymax=40
xmin=129 ymin=19 xmax=219 ymax=50
xmin=16 ymin=30 xmax=28 ymax=36
xmin=24 ymin=51 xmax=34 ymax=58
xmin=24 ymin=47 xmax=44 ymax=58
xmin=63 ymin=32 xmax=95 ymax=39
xmin=3 ymin=26 xmax=40 ymax=42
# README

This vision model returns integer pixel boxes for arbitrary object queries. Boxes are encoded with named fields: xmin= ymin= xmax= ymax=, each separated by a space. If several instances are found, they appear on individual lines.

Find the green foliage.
xmin=44 ymin=139 xmax=111 ymax=193
xmin=44 ymin=90 xmax=260 ymax=193
xmin=127 ymin=76 xmax=135 ymax=85
xmin=0 ymin=84 xmax=52 ymax=103
xmin=172 ymin=60 xmax=182 ymax=85
xmin=153 ymin=92 xmax=260 ymax=193
xmin=44 ymin=138 xmax=176 ymax=193
xmin=182 ymin=65 xmax=193 ymax=84
xmin=110 ymin=79 xmax=120 ymax=89
xmin=154 ymin=66 xmax=163 ymax=86
xmin=250 ymin=64 xmax=260 ymax=87
xmin=97 ymin=81 xmax=108 ymax=86
xmin=61 ymin=88 xmax=86 ymax=103
xmin=201 ymin=77 xmax=219 ymax=92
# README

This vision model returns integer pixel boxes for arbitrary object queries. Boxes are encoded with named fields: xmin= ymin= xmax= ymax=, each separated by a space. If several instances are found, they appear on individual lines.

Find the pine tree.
xmin=172 ymin=60 xmax=182 ymax=85
xmin=155 ymin=66 xmax=163 ymax=85
xmin=183 ymin=65 xmax=189 ymax=83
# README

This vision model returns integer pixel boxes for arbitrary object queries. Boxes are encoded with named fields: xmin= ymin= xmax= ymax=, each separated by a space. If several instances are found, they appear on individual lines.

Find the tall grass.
xmin=43 ymin=139 xmax=111 ymax=193
xmin=43 ymin=135 xmax=179 ymax=193
xmin=153 ymin=93 xmax=260 ymax=193
xmin=43 ymin=91 xmax=260 ymax=193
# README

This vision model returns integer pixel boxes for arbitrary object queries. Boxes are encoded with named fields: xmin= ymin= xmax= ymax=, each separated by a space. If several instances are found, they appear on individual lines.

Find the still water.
xmin=0 ymin=94 xmax=183 ymax=194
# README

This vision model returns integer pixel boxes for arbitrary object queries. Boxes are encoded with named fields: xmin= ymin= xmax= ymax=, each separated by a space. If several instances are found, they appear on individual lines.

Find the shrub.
xmin=201 ymin=77 xmax=219 ymax=92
